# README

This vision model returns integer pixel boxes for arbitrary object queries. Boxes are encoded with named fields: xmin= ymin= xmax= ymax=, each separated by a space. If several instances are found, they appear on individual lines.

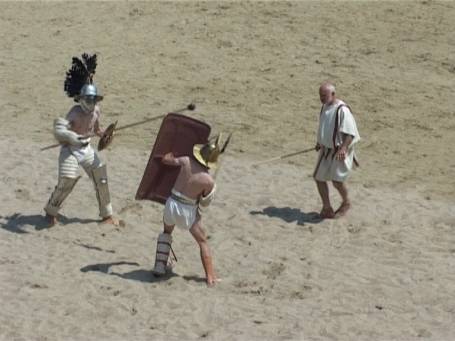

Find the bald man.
xmin=313 ymin=82 xmax=360 ymax=218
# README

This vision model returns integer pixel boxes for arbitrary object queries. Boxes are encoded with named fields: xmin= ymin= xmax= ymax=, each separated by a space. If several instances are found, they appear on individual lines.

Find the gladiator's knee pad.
xmin=44 ymin=176 xmax=80 ymax=217
xmin=153 ymin=233 xmax=172 ymax=276
xmin=91 ymin=164 xmax=113 ymax=218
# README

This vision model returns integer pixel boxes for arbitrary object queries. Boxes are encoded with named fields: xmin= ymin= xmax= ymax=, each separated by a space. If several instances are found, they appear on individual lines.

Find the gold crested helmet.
xmin=193 ymin=136 xmax=221 ymax=170
xmin=193 ymin=133 xmax=232 ymax=170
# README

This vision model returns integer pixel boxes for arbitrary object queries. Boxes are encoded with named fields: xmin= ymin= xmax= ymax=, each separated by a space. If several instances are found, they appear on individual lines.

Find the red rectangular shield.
xmin=135 ymin=113 xmax=211 ymax=204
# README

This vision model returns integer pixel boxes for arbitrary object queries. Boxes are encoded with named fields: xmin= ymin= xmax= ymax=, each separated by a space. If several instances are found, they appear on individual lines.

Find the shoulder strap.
xmin=332 ymin=104 xmax=353 ymax=147
xmin=332 ymin=104 xmax=344 ymax=149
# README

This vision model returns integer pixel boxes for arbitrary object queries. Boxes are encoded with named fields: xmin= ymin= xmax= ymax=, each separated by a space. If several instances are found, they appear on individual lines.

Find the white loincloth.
xmin=163 ymin=189 xmax=198 ymax=230
xmin=59 ymin=145 xmax=102 ymax=179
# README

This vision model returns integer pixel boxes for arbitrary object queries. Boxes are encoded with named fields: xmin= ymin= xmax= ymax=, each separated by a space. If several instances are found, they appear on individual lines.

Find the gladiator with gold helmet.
xmin=151 ymin=134 xmax=230 ymax=287
xmin=43 ymin=53 xmax=118 ymax=226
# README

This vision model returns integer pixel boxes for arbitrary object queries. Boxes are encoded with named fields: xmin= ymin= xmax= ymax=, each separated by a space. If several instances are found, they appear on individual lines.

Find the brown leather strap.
xmin=353 ymin=157 xmax=360 ymax=168
xmin=313 ymin=150 xmax=325 ymax=178
xmin=332 ymin=105 xmax=344 ymax=149
xmin=324 ymin=148 xmax=331 ymax=159
xmin=332 ymin=104 xmax=352 ymax=159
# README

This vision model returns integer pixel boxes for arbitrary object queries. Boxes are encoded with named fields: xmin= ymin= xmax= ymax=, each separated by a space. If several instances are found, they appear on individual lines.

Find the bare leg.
xmin=332 ymin=180 xmax=351 ymax=217
xmin=315 ymin=180 xmax=335 ymax=218
xmin=163 ymin=222 xmax=174 ymax=235
xmin=190 ymin=218 xmax=217 ymax=287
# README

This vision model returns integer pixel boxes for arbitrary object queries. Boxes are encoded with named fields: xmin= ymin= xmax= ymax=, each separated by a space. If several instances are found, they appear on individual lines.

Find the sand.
xmin=1 ymin=1 xmax=454 ymax=340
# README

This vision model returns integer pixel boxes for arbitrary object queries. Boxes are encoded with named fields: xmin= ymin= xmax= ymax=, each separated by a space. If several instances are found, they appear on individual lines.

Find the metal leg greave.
xmin=44 ymin=176 xmax=80 ymax=217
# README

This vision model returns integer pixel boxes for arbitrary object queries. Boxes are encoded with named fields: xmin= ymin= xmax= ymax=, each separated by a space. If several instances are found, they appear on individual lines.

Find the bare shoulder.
xmin=202 ymin=173 xmax=215 ymax=190
xmin=94 ymin=105 xmax=101 ymax=119
xmin=66 ymin=105 xmax=82 ymax=120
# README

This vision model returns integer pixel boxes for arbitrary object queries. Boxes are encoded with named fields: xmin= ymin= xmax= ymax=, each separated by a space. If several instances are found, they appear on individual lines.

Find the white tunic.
xmin=314 ymin=100 xmax=360 ymax=182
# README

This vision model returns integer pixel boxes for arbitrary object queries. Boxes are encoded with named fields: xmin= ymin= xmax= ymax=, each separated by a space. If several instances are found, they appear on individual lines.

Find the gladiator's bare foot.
xmin=319 ymin=207 xmax=335 ymax=219
xmin=335 ymin=202 xmax=351 ymax=218
xmin=206 ymin=277 xmax=221 ymax=288
xmin=44 ymin=214 xmax=57 ymax=227
xmin=99 ymin=216 xmax=120 ymax=226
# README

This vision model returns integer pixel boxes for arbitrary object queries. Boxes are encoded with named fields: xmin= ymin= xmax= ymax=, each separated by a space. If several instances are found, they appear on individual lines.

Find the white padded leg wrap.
xmin=91 ymin=164 xmax=113 ymax=218
xmin=58 ymin=147 xmax=80 ymax=178
xmin=44 ymin=177 xmax=80 ymax=216
xmin=153 ymin=233 xmax=172 ymax=276
xmin=80 ymin=147 xmax=100 ymax=175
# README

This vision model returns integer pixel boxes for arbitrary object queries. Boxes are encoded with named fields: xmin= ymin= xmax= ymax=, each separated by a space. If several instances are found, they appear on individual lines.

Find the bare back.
xmin=171 ymin=156 xmax=214 ymax=200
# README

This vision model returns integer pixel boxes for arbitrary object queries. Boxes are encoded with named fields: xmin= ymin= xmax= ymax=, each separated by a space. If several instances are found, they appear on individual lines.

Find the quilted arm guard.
xmin=54 ymin=118 xmax=89 ymax=147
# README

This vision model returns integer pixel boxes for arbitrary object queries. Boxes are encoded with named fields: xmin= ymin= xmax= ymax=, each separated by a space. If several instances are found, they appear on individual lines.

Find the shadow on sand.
xmin=80 ymin=261 xmax=207 ymax=284
xmin=80 ymin=261 xmax=178 ymax=283
xmin=250 ymin=206 xmax=322 ymax=226
xmin=0 ymin=213 xmax=99 ymax=233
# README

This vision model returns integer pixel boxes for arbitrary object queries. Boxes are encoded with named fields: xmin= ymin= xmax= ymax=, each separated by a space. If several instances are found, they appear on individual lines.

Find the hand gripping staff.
xmin=40 ymin=103 xmax=196 ymax=152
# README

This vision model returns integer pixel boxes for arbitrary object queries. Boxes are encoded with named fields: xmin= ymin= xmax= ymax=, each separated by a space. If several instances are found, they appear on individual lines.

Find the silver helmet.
xmin=79 ymin=83 xmax=103 ymax=113
xmin=79 ymin=83 xmax=103 ymax=101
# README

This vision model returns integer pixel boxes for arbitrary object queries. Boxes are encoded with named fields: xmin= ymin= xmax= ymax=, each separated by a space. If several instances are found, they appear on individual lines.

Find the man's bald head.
xmin=319 ymin=82 xmax=336 ymax=105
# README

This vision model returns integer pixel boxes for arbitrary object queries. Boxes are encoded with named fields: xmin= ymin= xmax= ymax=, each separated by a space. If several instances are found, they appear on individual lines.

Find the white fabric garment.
xmin=314 ymin=100 xmax=360 ymax=182
xmin=59 ymin=145 xmax=102 ymax=179
xmin=317 ymin=100 xmax=360 ymax=149
xmin=163 ymin=190 xmax=198 ymax=230
xmin=198 ymin=183 xmax=216 ymax=212
xmin=313 ymin=148 xmax=355 ymax=182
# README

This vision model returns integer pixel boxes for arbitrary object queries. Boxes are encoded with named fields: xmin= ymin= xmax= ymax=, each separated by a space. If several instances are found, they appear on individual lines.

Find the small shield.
xmin=98 ymin=121 xmax=117 ymax=151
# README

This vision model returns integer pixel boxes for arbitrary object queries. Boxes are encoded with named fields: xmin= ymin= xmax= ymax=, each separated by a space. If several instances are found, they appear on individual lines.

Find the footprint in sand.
xmin=15 ymin=188 xmax=31 ymax=201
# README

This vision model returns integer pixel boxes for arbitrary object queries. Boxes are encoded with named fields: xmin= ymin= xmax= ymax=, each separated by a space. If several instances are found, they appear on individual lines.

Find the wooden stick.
xmin=40 ymin=103 xmax=195 ymax=151
xmin=40 ymin=143 xmax=62 ymax=151
xmin=40 ymin=133 xmax=96 ymax=151
xmin=252 ymin=147 xmax=315 ymax=167
xmin=213 ymin=132 xmax=233 ymax=180
xmin=115 ymin=103 xmax=194 ymax=131
xmin=114 ymin=114 xmax=165 ymax=132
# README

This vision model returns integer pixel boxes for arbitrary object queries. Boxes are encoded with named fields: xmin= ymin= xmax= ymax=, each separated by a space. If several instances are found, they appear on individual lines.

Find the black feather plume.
xmin=63 ymin=53 xmax=98 ymax=99
xmin=82 ymin=53 xmax=97 ymax=80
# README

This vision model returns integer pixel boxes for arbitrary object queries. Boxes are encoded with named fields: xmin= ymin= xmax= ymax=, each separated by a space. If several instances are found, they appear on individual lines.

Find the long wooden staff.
xmin=40 ymin=103 xmax=195 ymax=151
xmin=214 ymin=132 xmax=233 ymax=180
xmin=252 ymin=147 xmax=315 ymax=167
xmin=113 ymin=103 xmax=195 ymax=133
xmin=40 ymin=135 xmax=96 ymax=151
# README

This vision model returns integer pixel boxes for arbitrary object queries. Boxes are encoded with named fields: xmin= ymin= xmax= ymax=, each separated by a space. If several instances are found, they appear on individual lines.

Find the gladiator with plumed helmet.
xmin=43 ymin=53 xmax=118 ymax=226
